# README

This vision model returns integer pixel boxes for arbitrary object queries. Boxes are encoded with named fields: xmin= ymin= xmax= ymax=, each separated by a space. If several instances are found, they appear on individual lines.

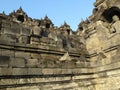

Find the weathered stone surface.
xmin=21 ymin=27 xmax=30 ymax=36
xmin=0 ymin=68 xmax=13 ymax=75
xmin=18 ymin=35 xmax=28 ymax=44
xmin=0 ymin=49 xmax=14 ymax=57
xmin=12 ymin=68 xmax=27 ymax=75
xmin=28 ymin=68 xmax=42 ymax=75
xmin=6 ymin=86 xmax=40 ymax=90
xmin=26 ymin=58 xmax=39 ymax=67
xmin=0 ymin=34 xmax=16 ymax=43
xmin=15 ymin=51 xmax=30 ymax=60
xmin=10 ymin=57 xmax=25 ymax=67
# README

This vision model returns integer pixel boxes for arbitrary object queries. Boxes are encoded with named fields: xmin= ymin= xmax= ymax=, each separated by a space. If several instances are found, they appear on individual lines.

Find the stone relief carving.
xmin=59 ymin=52 xmax=71 ymax=61
xmin=96 ymin=20 xmax=110 ymax=42
xmin=110 ymin=15 xmax=120 ymax=34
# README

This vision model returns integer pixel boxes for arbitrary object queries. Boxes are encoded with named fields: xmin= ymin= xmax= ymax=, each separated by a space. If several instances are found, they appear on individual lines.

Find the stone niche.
xmin=17 ymin=15 xmax=24 ymax=22
xmin=18 ymin=35 xmax=29 ymax=44
xmin=102 ymin=7 xmax=120 ymax=23
xmin=1 ymin=27 xmax=20 ymax=35
xmin=0 ymin=34 xmax=17 ymax=43
xmin=0 ymin=56 xmax=10 ymax=67
xmin=21 ymin=27 xmax=31 ymax=36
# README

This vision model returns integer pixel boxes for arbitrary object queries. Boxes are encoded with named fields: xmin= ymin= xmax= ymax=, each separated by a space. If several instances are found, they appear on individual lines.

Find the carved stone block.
xmin=15 ymin=51 xmax=30 ymax=60
xmin=1 ymin=49 xmax=14 ymax=57
xmin=26 ymin=58 xmax=39 ymax=67
xmin=1 ymin=68 xmax=13 ymax=75
xmin=0 ymin=34 xmax=16 ymax=43
xmin=1 ymin=21 xmax=11 ymax=28
xmin=0 ymin=56 xmax=10 ymax=67
xmin=10 ymin=57 xmax=25 ymax=68
xmin=12 ymin=68 xmax=27 ymax=75
xmin=18 ymin=35 xmax=28 ymax=44
xmin=21 ymin=27 xmax=30 ymax=36
xmin=28 ymin=68 xmax=42 ymax=75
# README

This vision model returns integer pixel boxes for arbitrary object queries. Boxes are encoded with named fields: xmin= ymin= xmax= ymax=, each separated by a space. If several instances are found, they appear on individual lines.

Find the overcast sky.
xmin=0 ymin=0 xmax=95 ymax=31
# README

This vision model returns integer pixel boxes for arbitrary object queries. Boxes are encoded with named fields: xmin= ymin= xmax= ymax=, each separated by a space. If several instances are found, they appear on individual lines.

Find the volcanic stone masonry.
xmin=0 ymin=0 xmax=120 ymax=90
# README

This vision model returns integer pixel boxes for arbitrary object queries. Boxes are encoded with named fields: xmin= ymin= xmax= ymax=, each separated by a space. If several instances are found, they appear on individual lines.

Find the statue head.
xmin=112 ymin=15 xmax=119 ymax=22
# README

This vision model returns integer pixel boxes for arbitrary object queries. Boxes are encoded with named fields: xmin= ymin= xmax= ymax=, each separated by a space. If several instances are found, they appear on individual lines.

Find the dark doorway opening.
xmin=102 ymin=7 xmax=120 ymax=23
xmin=79 ymin=27 xmax=83 ymax=31
xmin=46 ymin=23 xmax=50 ymax=28
xmin=17 ymin=15 xmax=24 ymax=22
xmin=67 ymin=29 xmax=70 ymax=35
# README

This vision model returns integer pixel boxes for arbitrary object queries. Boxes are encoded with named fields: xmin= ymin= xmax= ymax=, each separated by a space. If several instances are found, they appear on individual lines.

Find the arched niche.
xmin=102 ymin=7 xmax=120 ymax=23
xmin=17 ymin=15 xmax=24 ymax=22
xmin=46 ymin=23 xmax=50 ymax=28
xmin=79 ymin=27 xmax=83 ymax=31
xmin=67 ymin=29 xmax=70 ymax=35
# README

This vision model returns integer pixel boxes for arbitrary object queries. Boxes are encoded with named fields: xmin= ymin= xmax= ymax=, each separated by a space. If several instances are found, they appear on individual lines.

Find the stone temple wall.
xmin=77 ymin=0 xmax=120 ymax=89
xmin=0 ymin=6 xmax=90 ymax=90
xmin=1 ymin=0 xmax=120 ymax=90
